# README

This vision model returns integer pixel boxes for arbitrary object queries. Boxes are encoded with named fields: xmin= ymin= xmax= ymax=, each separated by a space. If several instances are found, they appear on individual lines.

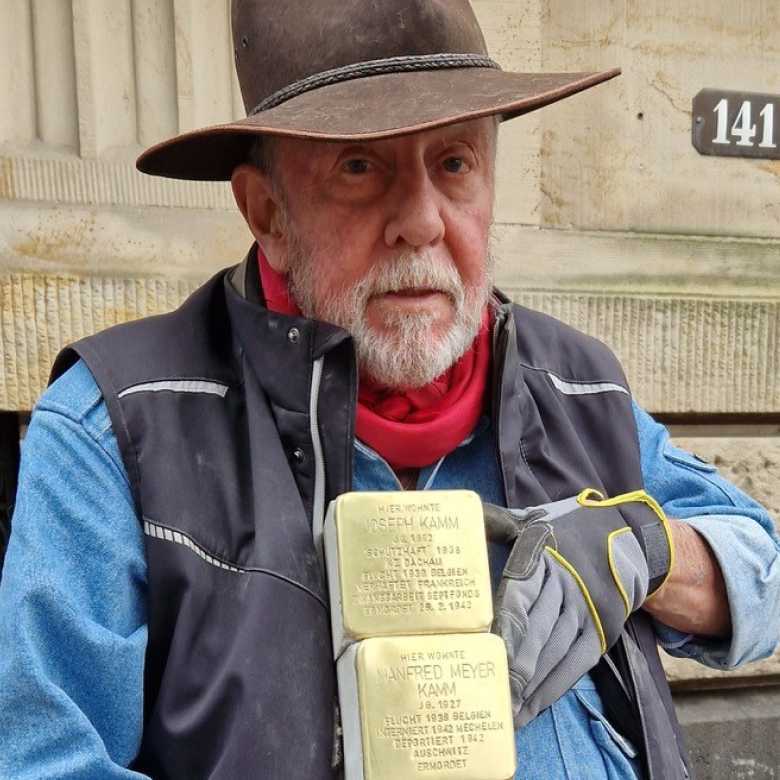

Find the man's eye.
xmin=342 ymin=159 xmax=372 ymax=175
xmin=443 ymin=156 xmax=468 ymax=174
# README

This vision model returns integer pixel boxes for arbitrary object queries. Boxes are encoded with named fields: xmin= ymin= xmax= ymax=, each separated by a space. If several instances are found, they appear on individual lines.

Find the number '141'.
xmin=713 ymin=99 xmax=776 ymax=148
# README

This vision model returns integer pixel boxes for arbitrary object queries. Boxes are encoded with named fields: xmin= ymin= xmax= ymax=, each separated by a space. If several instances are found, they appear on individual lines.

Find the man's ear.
xmin=231 ymin=164 xmax=290 ymax=273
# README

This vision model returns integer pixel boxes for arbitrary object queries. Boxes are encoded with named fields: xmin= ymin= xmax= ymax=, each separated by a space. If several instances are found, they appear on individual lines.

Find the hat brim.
xmin=137 ymin=67 xmax=620 ymax=181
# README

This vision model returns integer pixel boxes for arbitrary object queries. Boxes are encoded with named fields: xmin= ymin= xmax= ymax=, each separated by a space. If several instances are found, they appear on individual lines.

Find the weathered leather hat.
xmin=137 ymin=0 xmax=619 ymax=181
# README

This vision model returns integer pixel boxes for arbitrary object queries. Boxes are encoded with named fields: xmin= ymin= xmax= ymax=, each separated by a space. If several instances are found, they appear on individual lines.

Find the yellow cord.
xmin=546 ymin=547 xmax=607 ymax=654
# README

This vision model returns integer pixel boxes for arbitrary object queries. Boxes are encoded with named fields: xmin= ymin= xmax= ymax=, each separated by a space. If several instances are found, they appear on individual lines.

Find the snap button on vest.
xmin=288 ymin=327 xmax=301 ymax=344
xmin=291 ymin=447 xmax=306 ymax=464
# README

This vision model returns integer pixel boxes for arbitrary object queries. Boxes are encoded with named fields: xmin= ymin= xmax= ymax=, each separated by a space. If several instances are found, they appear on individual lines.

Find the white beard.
xmin=287 ymin=236 xmax=493 ymax=389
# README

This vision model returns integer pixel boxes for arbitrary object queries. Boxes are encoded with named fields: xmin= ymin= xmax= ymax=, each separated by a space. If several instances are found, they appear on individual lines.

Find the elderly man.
xmin=1 ymin=1 xmax=778 ymax=779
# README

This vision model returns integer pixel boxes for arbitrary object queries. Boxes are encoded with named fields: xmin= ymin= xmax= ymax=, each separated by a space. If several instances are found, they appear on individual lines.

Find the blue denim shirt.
xmin=1 ymin=359 xmax=778 ymax=779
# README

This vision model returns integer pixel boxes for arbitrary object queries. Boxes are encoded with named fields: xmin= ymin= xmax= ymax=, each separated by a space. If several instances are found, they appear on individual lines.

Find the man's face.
xmin=257 ymin=118 xmax=496 ymax=388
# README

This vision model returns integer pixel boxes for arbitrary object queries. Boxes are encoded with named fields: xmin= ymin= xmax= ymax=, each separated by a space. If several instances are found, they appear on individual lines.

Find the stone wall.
xmin=2 ymin=0 xmax=778 ymax=417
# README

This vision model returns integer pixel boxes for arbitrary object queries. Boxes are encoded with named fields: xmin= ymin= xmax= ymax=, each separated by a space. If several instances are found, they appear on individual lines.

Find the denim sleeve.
xmin=0 ymin=360 xmax=149 ymax=779
xmin=633 ymin=401 xmax=780 ymax=669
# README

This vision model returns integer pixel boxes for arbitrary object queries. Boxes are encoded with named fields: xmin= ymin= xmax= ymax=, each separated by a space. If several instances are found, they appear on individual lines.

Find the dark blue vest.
xmin=52 ymin=253 xmax=691 ymax=779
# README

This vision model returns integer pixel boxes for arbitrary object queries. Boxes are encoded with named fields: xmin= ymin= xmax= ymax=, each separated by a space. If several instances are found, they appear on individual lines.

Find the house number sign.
xmin=692 ymin=89 xmax=779 ymax=160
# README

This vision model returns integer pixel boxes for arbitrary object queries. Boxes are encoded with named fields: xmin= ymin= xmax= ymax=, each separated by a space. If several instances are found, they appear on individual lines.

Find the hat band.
xmin=250 ymin=53 xmax=500 ymax=115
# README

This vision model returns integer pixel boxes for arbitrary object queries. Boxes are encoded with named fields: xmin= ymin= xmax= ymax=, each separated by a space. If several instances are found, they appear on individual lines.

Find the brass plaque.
xmin=327 ymin=491 xmax=493 ymax=646
xmin=346 ymin=633 xmax=516 ymax=780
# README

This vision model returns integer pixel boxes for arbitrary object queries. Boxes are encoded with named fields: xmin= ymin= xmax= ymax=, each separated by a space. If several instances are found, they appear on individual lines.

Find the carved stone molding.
xmin=2 ymin=268 xmax=777 ymax=414
xmin=0 ymin=272 xmax=200 ymax=410
xmin=0 ymin=0 xmax=242 ymax=156
xmin=0 ymin=156 xmax=233 ymax=209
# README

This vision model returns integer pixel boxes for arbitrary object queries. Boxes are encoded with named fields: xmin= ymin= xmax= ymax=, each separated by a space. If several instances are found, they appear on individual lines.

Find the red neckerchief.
xmin=258 ymin=249 xmax=491 ymax=469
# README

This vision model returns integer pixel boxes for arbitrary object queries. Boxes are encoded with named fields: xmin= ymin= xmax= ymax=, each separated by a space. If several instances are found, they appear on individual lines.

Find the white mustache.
xmin=359 ymin=252 xmax=464 ymax=302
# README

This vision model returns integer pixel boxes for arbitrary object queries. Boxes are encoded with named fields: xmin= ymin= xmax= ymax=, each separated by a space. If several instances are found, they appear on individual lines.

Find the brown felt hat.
xmin=137 ymin=0 xmax=619 ymax=181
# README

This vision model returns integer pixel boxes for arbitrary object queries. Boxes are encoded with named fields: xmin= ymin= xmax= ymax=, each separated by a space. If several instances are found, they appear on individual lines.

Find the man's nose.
xmin=384 ymin=171 xmax=446 ymax=249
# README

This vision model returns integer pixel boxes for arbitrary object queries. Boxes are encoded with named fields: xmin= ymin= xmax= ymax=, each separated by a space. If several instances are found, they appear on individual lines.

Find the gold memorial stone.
xmin=338 ymin=633 xmax=516 ymax=780
xmin=325 ymin=491 xmax=493 ymax=654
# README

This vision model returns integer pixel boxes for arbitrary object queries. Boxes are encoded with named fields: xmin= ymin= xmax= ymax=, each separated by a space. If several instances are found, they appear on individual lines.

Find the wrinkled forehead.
xmin=272 ymin=116 xmax=499 ymax=170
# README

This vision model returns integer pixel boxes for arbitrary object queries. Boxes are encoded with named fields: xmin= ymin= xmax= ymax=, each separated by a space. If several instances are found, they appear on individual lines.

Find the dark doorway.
xmin=0 ymin=412 xmax=21 ymax=577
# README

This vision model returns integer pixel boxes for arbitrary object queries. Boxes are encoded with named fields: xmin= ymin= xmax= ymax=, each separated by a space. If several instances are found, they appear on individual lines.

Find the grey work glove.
xmin=484 ymin=489 xmax=674 ymax=729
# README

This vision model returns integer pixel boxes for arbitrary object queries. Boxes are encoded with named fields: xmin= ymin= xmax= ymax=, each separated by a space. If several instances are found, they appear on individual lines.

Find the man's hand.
xmin=484 ymin=490 xmax=674 ymax=728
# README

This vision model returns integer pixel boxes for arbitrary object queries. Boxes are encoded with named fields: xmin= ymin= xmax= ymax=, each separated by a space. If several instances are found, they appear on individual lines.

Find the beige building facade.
xmin=1 ymin=0 xmax=778 ymax=416
xmin=1 ymin=1 xmax=778 ymax=775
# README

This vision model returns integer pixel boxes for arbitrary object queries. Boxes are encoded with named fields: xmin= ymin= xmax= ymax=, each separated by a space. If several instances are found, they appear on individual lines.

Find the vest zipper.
xmin=491 ymin=306 xmax=512 ymax=502
xmin=310 ymin=356 xmax=327 ymax=565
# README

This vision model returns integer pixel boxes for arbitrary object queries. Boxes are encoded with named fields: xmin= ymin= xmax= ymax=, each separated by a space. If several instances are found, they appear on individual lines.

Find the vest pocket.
xmin=663 ymin=443 xmax=718 ymax=473
xmin=662 ymin=441 xmax=757 ymax=509
xmin=574 ymin=687 xmax=640 ymax=774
